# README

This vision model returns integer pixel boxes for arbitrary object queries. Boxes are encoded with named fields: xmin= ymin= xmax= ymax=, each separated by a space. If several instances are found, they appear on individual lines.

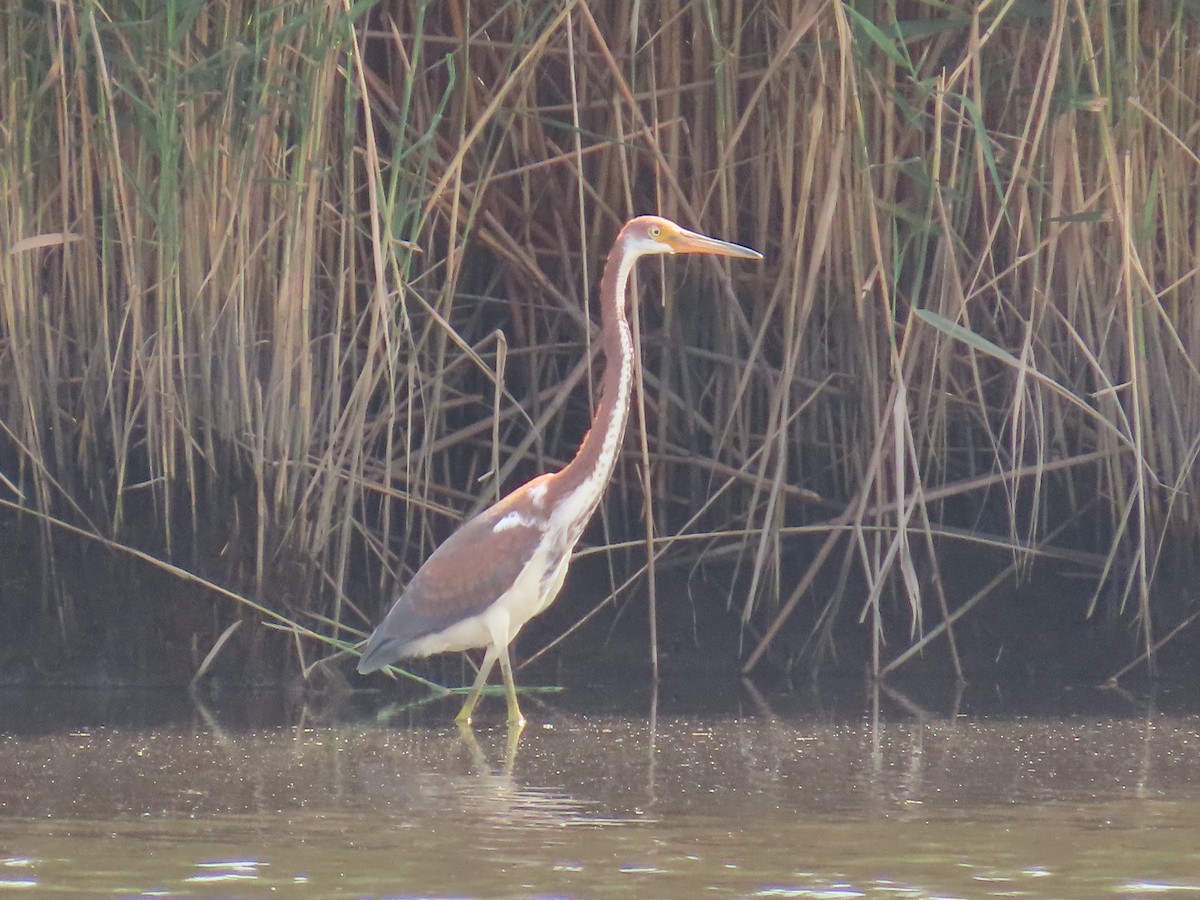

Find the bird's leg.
xmin=456 ymin=644 xmax=499 ymax=725
xmin=497 ymin=643 xmax=525 ymax=727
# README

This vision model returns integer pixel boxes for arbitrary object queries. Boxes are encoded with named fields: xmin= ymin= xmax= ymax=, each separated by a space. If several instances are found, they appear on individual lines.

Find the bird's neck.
xmin=550 ymin=233 xmax=637 ymax=532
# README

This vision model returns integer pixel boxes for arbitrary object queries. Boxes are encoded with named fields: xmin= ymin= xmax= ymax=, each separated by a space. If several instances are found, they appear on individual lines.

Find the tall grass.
xmin=1 ymin=0 xmax=1197 ymax=683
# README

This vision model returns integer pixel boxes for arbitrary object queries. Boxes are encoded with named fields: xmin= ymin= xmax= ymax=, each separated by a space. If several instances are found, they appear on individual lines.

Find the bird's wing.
xmin=368 ymin=479 xmax=553 ymax=649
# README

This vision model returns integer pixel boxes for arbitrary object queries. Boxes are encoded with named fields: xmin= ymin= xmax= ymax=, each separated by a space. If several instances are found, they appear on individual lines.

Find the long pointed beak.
xmin=669 ymin=227 xmax=764 ymax=260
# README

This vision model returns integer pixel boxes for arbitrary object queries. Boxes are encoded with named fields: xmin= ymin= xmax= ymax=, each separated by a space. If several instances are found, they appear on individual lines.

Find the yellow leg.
xmin=455 ymin=645 xmax=498 ymax=725
xmin=497 ymin=642 xmax=525 ymax=727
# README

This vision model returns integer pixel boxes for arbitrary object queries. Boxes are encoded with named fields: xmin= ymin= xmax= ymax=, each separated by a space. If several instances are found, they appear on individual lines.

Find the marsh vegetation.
xmin=1 ymin=1 xmax=1197 ymax=687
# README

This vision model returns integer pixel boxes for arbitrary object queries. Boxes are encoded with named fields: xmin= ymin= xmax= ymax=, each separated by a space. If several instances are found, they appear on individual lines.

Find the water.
xmin=1 ymin=680 xmax=1199 ymax=898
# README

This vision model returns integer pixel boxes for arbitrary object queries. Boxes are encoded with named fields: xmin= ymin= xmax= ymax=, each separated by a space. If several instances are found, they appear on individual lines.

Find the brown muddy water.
xmin=1 ymin=680 xmax=1199 ymax=898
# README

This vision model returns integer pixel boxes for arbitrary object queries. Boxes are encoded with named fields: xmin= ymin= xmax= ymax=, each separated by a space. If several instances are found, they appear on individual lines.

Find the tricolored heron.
xmin=357 ymin=215 xmax=762 ymax=724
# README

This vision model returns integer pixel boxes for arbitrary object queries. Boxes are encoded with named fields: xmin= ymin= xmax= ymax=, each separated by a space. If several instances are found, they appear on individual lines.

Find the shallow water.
xmin=1 ymin=679 xmax=1199 ymax=898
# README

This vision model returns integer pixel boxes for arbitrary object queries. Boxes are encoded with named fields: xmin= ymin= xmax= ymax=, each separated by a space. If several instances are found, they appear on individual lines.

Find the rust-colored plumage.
xmin=357 ymin=215 xmax=762 ymax=725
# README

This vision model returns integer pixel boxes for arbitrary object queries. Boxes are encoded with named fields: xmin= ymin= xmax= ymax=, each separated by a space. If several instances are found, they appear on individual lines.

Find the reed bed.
xmin=1 ymin=0 xmax=1197 ymax=683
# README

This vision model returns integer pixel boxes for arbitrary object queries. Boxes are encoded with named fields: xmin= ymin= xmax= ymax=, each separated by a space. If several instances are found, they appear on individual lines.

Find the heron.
xmin=356 ymin=215 xmax=763 ymax=724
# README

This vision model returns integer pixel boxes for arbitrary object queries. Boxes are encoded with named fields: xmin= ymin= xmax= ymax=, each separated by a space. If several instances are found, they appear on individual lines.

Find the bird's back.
xmin=356 ymin=474 xmax=556 ymax=672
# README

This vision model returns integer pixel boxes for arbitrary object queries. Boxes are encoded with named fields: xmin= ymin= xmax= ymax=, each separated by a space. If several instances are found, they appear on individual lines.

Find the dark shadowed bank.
xmin=1 ymin=1 xmax=1198 ymax=690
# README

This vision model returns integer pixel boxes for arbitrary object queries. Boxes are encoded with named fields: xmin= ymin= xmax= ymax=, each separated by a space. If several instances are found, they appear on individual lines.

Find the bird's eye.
xmin=649 ymin=226 xmax=661 ymax=238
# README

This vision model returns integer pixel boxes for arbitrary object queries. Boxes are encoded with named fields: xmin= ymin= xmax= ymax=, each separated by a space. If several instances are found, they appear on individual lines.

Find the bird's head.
xmin=623 ymin=215 xmax=763 ymax=261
